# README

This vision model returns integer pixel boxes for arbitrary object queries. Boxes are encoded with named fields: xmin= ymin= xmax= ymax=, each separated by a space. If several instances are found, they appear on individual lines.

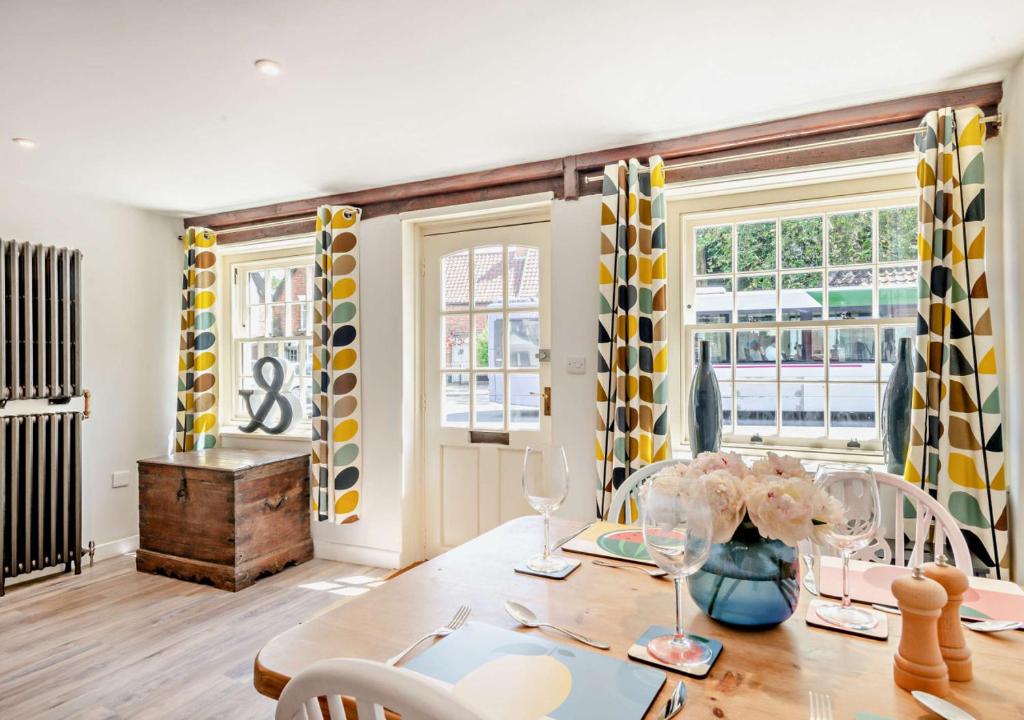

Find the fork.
xmin=592 ymin=559 xmax=667 ymax=578
xmin=808 ymin=691 xmax=833 ymax=720
xmin=386 ymin=605 xmax=471 ymax=666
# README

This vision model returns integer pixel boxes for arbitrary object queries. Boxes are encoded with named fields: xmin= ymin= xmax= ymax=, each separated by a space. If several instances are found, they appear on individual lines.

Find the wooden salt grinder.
xmin=924 ymin=555 xmax=973 ymax=681
xmin=892 ymin=566 xmax=950 ymax=697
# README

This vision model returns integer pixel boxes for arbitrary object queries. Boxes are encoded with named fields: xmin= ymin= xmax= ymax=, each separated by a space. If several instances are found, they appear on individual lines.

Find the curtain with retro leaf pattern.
xmin=175 ymin=227 xmax=219 ymax=452
xmin=595 ymin=157 xmax=670 ymax=519
xmin=312 ymin=205 xmax=364 ymax=524
xmin=906 ymin=106 xmax=1007 ymax=578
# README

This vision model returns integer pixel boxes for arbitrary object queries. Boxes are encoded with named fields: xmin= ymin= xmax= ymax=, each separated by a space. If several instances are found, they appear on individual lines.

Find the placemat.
xmin=561 ymin=521 xmax=655 ymax=566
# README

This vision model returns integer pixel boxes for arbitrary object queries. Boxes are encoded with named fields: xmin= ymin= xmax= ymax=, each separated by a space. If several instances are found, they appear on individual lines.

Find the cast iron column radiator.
xmin=0 ymin=238 xmax=90 ymax=596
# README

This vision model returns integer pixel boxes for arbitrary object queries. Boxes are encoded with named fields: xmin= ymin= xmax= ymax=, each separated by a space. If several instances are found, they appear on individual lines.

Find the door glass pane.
xmin=473 ymin=373 xmax=504 ymax=428
xmin=695 ymin=225 xmax=732 ymax=275
xmin=737 ymin=221 xmax=776 ymax=272
xmin=289 ymin=266 xmax=310 ymax=301
xmin=737 ymin=274 xmax=776 ymax=322
xmin=509 ymin=312 xmax=539 ymax=368
xmin=269 ymin=268 xmax=286 ymax=302
xmin=442 ymin=372 xmax=470 ymax=426
xmin=781 ymin=383 xmax=826 ymax=438
xmin=828 ymin=210 xmax=873 ymax=266
xmin=781 ymin=216 xmax=823 ymax=269
xmin=828 ymin=327 xmax=875 ymax=381
xmin=829 ymin=383 xmax=877 ymax=440
xmin=736 ymin=383 xmax=777 ymax=433
xmin=508 ymin=246 xmax=539 ymax=307
xmin=879 ymin=206 xmax=917 ymax=262
xmin=694 ymin=278 xmax=732 ymax=323
xmin=781 ymin=271 xmax=823 ymax=321
xmin=510 ymin=374 xmax=540 ymax=429
xmin=692 ymin=330 xmax=731 ymax=382
xmin=473 ymin=313 xmax=503 ymax=369
xmin=249 ymin=306 xmax=266 ymax=338
xmin=442 ymin=251 xmax=470 ymax=310
xmin=473 ymin=246 xmax=503 ymax=309
xmin=828 ymin=267 xmax=873 ymax=319
xmin=881 ymin=325 xmax=915 ymax=381
xmin=736 ymin=329 xmax=776 ymax=380
xmin=780 ymin=328 xmax=824 ymax=380
xmin=879 ymin=265 xmax=917 ymax=318
xmin=443 ymin=315 xmax=470 ymax=369
xmin=248 ymin=270 xmax=266 ymax=304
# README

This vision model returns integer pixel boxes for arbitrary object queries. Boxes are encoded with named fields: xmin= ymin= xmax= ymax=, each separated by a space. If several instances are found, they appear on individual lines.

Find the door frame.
xmin=404 ymin=198 xmax=553 ymax=561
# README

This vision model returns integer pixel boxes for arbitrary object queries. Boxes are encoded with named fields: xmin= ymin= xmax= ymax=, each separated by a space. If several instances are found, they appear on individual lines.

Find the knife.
xmin=551 ymin=522 xmax=594 ymax=552
xmin=911 ymin=691 xmax=977 ymax=720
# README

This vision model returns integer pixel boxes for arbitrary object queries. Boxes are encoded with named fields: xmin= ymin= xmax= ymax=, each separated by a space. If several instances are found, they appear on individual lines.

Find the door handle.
xmin=530 ymin=387 xmax=551 ymax=416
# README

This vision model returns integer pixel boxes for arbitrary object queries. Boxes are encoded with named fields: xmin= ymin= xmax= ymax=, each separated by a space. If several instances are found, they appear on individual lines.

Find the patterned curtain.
xmin=595 ymin=157 xmax=670 ymax=519
xmin=312 ymin=205 xmax=364 ymax=524
xmin=175 ymin=227 xmax=219 ymax=452
xmin=906 ymin=107 xmax=1006 ymax=578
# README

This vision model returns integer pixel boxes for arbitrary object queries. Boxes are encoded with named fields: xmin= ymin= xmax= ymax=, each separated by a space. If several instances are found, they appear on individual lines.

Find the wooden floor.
xmin=0 ymin=554 xmax=389 ymax=719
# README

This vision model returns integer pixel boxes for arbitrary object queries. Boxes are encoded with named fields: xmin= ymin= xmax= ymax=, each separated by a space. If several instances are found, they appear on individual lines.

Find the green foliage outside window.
xmin=828 ymin=211 xmax=872 ymax=265
xmin=781 ymin=217 xmax=823 ymax=268
xmin=695 ymin=226 xmax=731 ymax=274
xmin=879 ymin=206 xmax=917 ymax=262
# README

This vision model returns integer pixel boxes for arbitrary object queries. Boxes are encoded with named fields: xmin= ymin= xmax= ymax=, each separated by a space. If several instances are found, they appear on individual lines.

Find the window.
xmin=681 ymin=192 xmax=917 ymax=451
xmin=226 ymin=254 xmax=315 ymax=427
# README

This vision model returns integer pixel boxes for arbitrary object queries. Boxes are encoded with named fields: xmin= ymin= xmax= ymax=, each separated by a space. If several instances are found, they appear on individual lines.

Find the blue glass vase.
xmin=688 ymin=340 xmax=722 ymax=454
xmin=881 ymin=337 xmax=914 ymax=474
xmin=688 ymin=519 xmax=799 ymax=628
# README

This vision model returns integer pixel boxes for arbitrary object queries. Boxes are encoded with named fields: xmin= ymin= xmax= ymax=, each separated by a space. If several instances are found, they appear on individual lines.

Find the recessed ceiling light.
xmin=254 ymin=59 xmax=282 ymax=76
xmin=12 ymin=137 xmax=37 ymax=149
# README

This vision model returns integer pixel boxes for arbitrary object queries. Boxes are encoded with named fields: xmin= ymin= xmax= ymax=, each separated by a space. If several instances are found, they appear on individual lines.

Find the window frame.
xmin=676 ymin=188 xmax=919 ymax=455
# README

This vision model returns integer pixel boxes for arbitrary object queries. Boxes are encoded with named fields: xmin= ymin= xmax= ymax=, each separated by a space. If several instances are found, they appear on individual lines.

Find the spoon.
xmin=592 ymin=559 xmax=668 ymax=578
xmin=661 ymin=681 xmax=686 ymax=719
xmin=503 ymin=600 xmax=610 ymax=650
xmin=965 ymin=619 xmax=1022 ymax=633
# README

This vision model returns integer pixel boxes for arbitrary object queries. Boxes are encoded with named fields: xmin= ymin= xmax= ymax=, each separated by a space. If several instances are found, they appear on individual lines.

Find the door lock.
xmin=530 ymin=386 xmax=552 ymax=416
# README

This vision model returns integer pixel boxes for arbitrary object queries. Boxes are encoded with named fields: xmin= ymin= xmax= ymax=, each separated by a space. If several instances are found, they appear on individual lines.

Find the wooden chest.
xmin=136 ymin=449 xmax=313 ymax=591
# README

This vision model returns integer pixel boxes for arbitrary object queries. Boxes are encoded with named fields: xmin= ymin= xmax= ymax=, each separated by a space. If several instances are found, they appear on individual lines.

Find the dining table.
xmin=255 ymin=515 xmax=1024 ymax=719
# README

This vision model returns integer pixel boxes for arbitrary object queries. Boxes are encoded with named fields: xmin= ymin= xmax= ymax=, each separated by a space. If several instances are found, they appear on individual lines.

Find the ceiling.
xmin=2 ymin=0 xmax=1023 ymax=216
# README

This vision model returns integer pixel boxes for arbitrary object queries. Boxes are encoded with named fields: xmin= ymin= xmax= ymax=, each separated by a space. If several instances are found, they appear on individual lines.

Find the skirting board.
xmin=314 ymin=540 xmax=402 ymax=569
xmin=3 ymin=534 xmax=140 ymax=588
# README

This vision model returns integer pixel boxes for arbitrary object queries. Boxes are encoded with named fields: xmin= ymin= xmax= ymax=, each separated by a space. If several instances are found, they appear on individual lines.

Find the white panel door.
xmin=422 ymin=222 xmax=551 ymax=556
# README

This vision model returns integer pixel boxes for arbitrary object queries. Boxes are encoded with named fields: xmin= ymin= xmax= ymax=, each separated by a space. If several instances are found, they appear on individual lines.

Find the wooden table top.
xmin=139 ymin=448 xmax=309 ymax=471
xmin=255 ymin=516 xmax=1024 ymax=719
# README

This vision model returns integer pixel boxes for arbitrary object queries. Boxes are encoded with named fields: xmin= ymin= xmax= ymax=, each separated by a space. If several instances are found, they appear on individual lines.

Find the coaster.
xmin=514 ymin=557 xmax=581 ymax=580
xmin=805 ymin=598 xmax=889 ymax=639
xmin=627 ymin=624 xmax=723 ymax=678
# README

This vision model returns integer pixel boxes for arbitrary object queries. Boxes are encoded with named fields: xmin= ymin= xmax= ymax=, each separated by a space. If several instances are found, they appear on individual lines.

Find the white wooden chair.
xmin=606 ymin=459 xmax=690 ymax=524
xmin=275 ymin=658 xmax=491 ymax=720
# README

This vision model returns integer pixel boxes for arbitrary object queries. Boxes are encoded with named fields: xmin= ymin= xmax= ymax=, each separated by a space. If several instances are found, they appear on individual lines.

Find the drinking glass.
xmin=814 ymin=464 xmax=882 ymax=629
xmin=641 ymin=473 xmax=714 ymax=668
xmin=522 ymin=445 xmax=571 ymax=574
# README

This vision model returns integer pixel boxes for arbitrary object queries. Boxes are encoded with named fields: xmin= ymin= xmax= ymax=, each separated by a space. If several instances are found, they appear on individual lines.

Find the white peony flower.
xmin=688 ymin=451 xmax=749 ymax=479
xmin=751 ymin=452 xmax=814 ymax=482
xmin=746 ymin=477 xmax=844 ymax=547
xmin=700 ymin=469 xmax=746 ymax=542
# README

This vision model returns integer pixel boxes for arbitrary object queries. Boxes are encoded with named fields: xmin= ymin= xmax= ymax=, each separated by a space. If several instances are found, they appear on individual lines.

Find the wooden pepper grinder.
xmin=892 ymin=566 xmax=950 ymax=697
xmin=924 ymin=555 xmax=972 ymax=681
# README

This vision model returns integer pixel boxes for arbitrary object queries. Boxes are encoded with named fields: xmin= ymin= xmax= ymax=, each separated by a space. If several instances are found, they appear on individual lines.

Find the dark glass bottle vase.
xmin=688 ymin=340 xmax=722 ymax=454
xmin=881 ymin=337 xmax=914 ymax=474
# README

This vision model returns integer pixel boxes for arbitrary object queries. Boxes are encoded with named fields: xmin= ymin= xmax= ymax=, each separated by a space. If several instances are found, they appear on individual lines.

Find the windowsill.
xmin=220 ymin=425 xmax=311 ymax=442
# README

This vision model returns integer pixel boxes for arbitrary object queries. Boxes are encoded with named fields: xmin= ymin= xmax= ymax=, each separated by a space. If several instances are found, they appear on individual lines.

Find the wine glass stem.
xmin=543 ymin=513 xmax=551 ymax=561
xmin=841 ymin=550 xmax=852 ymax=609
xmin=673 ymin=577 xmax=685 ymax=643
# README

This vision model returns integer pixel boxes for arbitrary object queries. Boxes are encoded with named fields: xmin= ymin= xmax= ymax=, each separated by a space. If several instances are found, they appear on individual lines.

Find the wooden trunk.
xmin=136 ymin=449 xmax=313 ymax=591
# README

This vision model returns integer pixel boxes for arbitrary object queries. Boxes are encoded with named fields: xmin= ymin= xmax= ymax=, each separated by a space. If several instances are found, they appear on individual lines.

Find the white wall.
xmin=0 ymin=182 xmax=181 ymax=570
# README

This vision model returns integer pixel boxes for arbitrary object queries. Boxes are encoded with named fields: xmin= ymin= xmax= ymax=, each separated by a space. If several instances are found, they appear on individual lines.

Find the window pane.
xmin=736 ymin=329 xmax=776 ymax=380
xmin=781 ymin=271 xmax=823 ymax=321
xmin=736 ymin=383 xmax=777 ymax=433
xmin=241 ymin=342 xmax=258 ymax=376
xmin=881 ymin=326 xmax=915 ymax=381
xmin=473 ymin=246 xmax=504 ymax=309
xmin=248 ymin=270 xmax=266 ymax=304
xmin=828 ymin=327 xmax=875 ymax=381
xmin=781 ymin=216 xmax=823 ymax=269
xmin=695 ymin=278 xmax=732 ymax=323
xmin=474 ymin=313 xmax=504 ymax=369
xmin=508 ymin=246 xmax=539 ymax=307
xmin=289 ymin=266 xmax=310 ymax=301
xmin=473 ymin=373 xmax=504 ymax=428
xmin=283 ymin=340 xmax=300 ymax=370
xmin=510 ymin=374 xmax=540 ymax=429
xmin=287 ymin=302 xmax=308 ymax=335
xmin=879 ymin=206 xmax=917 ymax=262
xmin=262 ymin=342 xmax=280 ymax=359
xmin=695 ymin=225 xmax=732 ymax=275
xmin=720 ymin=381 xmax=734 ymax=433
xmin=828 ymin=210 xmax=873 ymax=266
xmin=828 ymin=268 xmax=873 ymax=319
xmin=782 ymin=383 xmax=826 ymax=438
xmin=301 ymin=377 xmax=312 ymax=419
xmin=443 ymin=251 xmax=469 ymax=310
xmin=269 ymin=268 xmax=286 ymax=302
xmin=269 ymin=305 xmax=286 ymax=337
xmin=879 ymin=265 xmax=917 ymax=318
xmin=780 ymin=328 xmax=824 ymax=380
xmin=249 ymin=305 xmax=266 ymax=337
xmin=692 ymin=330 xmax=731 ymax=382
xmin=509 ymin=312 xmax=539 ymax=368
xmin=829 ymin=383 xmax=877 ymax=440
xmin=238 ymin=375 xmax=257 ymax=416
xmin=737 ymin=274 xmax=776 ymax=322
xmin=736 ymin=221 xmax=776 ymax=272
xmin=443 ymin=373 xmax=470 ymax=426
xmin=303 ymin=339 xmax=312 ymax=376
xmin=443 ymin=315 xmax=471 ymax=369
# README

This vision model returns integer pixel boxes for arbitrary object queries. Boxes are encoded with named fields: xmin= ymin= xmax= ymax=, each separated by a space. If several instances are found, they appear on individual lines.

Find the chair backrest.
xmin=606 ymin=459 xmax=690 ymax=524
xmin=275 ymin=658 xmax=491 ymax=720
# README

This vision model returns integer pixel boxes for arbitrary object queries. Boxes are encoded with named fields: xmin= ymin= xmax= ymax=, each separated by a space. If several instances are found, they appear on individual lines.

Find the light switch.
xmin=566 ymin=356 xmax=586 ymax=375
xmin=111 ymin=470 xmax=130 ymax=488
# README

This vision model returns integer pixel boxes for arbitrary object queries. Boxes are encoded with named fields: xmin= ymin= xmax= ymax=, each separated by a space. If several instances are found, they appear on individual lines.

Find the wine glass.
xmin=522 ymin=445 xmax=571 ymax=574
xmin=814 ymin=465 xmax=882 ymax=630
xmin=641 ymin=473 xmax=714 ymax=668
